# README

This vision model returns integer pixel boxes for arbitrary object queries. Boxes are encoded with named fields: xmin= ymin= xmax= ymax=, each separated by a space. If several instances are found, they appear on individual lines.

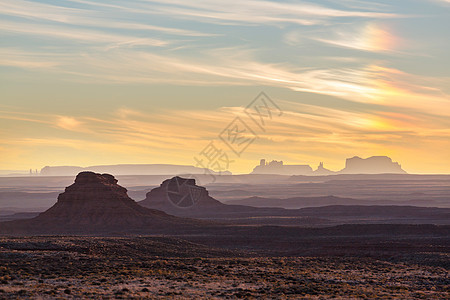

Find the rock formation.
xmin=140 ymin=176 xmax=229 ymax=215
xmin=0 ymin=172 xmax=203 ymax=234
xmin=139 ymin=176 xmax=292 ymax=218
xmin=339 ymin=156 xmax=406 ymax=174
xmin=313 ymin=162 xmax=335 ymax=175
xmin=251 ymin=159 xmax=313 ymax=175
xmin=251 ymin=156 xmax=406 ymax=175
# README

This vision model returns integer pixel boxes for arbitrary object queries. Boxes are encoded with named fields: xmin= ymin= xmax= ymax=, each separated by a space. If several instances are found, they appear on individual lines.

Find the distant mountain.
xmin=339 ymin=156 xmax=406 ymax=174
xmin=39 ymin=164 xmax=231 ymax=176
xmin=251 ymin=159 xmax=313 ymax=175
xmin=0 ymin=172 xmax=206 ymax=235
xmin=40 ymin=166 xmax=83 ymax=176
xmin=0 ymin=170 xmax=30 ymax=176
xmin=250 ymin=156 xmax=406 ymax=175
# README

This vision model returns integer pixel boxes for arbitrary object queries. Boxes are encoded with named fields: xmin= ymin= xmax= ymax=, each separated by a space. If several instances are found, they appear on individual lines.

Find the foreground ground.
xmin=0 ymin=236 xmax=448 ymax=299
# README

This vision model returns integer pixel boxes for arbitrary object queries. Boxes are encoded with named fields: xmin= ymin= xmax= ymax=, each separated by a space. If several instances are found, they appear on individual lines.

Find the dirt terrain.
xmin=0 ymin=236 xmax=448 ymax=299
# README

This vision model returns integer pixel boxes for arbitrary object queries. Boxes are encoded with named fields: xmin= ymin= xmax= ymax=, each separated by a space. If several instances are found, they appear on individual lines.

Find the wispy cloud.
xmin=134 ymin=0 xmax=400 ymax=25
xmin=0 ymin=19 xmax=169 ymax=48
xmin=430 ymin=0 xmax=450 ymax=4
xmin=0 ymin=0 xmax=216 ymax=37
xmin=2 ymin=46 xmax=447 ymax=120
xmin=56 ymin=116 xmax=83 ymax=131
xmin=1 ymin=0 xmax=449 ymax=173
xmin=313 ymin=22 xmax=401 ymax=53
xmin=2 ymin=98 xmax=449 ymax=172
xmin=17 ymin=0 xmax=400 ymax=30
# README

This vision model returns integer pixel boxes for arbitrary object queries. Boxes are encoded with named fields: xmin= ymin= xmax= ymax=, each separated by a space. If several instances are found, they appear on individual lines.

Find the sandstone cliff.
xmin=0 ymin=172 xmax=204 ymax=234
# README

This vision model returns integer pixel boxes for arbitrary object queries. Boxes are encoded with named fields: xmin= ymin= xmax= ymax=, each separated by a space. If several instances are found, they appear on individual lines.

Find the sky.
xmin=0 ymin=0 xmax=449 ymax=174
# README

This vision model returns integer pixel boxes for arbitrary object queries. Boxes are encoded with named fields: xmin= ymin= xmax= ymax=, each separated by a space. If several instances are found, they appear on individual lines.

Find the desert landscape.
xmin=0 ymin=170 xmax=449 ymax=298
xmin=0 ymin=236 xmax=448 ymax=299
xmin=2 ymin=0 xmax=450 ymax=298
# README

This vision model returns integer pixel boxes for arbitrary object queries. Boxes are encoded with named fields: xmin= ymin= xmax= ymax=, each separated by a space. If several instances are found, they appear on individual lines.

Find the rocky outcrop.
xmin=139 ymin=176 xmax=291 ymax=218
xmin=139 ymin=176 xmax=227 ymax=214
xmin=313 ymin=162 xmax=335 ymax=175
xmin=0 ymin=172 xmax=203 ymax=235
xmin=251 ymin=159 xmax=313 ymax=175
xmin=339 ymin=156 xmax=406 ymax=174
xmin=250 ymin=156 xmax=406 ymax=175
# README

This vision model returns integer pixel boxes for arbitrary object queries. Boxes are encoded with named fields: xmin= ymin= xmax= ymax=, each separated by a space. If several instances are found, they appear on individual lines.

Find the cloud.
xmin=0 ymin=20 xmax=169 ymax=48
xmin=56 ymin=116 xmax=83 ymax=131
xmin=1 ymin=1 xmax=449 ymax=173
xmin=0 ymin=0 xmax=215 ymax=37
xmin=2 ymin=45 xmax=447 ymax=120
xmin=313 ymin=22 xmax=401 ymax=53
xmin=0 ymin=1 xmax=415 ymax=98
xmin=0 ymin=48 xmax=62 ymax=69
xmin=32 ymin=0 xmax=402 ymax=29
xmin=430 ymin=0 xmax=450 ymax=4
xmin=135 ymin=0 xmax=400 ymax=25
xmin=1 ymin=95 xmax=449 ymax=173
xmin=1 ymin=46 xmax=366 ymax=96
xmin=283 ymin=31 xmax=303 ymax=46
